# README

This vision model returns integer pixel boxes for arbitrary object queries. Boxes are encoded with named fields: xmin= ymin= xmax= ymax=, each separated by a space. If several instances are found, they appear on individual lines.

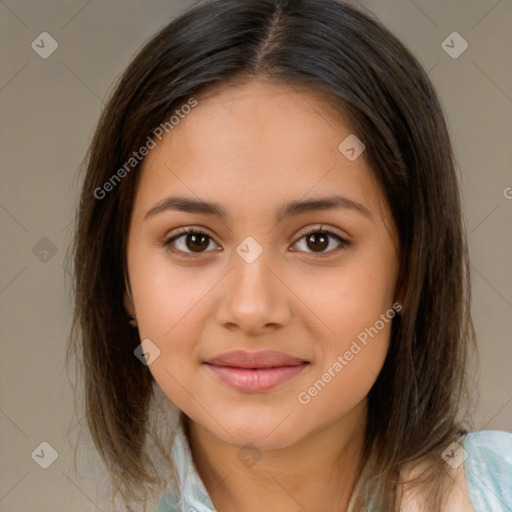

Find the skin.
xmin=123 ymin=79 xmax=472 ymax=511
xmin=399 ymin=458 xmax=475 ymax=512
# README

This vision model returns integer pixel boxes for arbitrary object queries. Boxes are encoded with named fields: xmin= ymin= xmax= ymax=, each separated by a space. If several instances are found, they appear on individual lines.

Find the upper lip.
xmin=205 ymin=350 xmax=309 ymax=369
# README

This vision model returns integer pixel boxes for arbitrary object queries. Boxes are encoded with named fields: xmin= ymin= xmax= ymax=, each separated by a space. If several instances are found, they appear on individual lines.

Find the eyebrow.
xmin=144 ymin=193 xmax=372 ymax=222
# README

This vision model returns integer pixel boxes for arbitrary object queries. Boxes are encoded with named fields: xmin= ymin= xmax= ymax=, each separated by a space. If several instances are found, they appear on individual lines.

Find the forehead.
xmin=191 ymin=78 xmax=347 ymax=126
xmin=133 ymin=79 xmax=388 ymax=225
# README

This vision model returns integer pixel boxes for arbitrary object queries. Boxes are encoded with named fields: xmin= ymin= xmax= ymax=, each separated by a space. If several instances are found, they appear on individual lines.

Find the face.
xmin=124 ymin=79 xmax=400 ymax=450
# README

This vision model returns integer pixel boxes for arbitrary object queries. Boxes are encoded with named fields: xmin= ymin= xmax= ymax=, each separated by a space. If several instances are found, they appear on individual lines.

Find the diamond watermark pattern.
xmin=338 ymin=134 xmax=365 ymax=161
xmin=32 ymin=237 xmax=58 ymax=263
xmin=441 ymin=32 xmax=468 ymax=59
xmin=134 ymin=339 xmax=161 ymax=366
xmin=237 ymin=443 xmax=262 ymax=468
xmin=31 ymin=32 xmax=59 ymax=59
xmin=31 ymin=441 xmax=59 ymax=469
xmin=236 ymin=236 xmax=263 ymax=264
xmin=441 ymin=441 xmax=468 ymax=469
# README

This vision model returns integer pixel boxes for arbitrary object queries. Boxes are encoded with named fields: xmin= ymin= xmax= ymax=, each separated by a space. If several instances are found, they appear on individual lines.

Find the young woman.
xmin=66 ymin=0 xmax=512 ymax=510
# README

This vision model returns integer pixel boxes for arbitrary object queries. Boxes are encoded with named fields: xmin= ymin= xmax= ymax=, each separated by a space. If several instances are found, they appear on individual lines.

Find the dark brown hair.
xmin=65 ymin=0 xmax=477 ymax=509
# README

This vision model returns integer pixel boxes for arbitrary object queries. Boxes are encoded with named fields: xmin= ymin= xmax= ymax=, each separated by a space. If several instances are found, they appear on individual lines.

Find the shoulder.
xmin=463 ymin=430 xmax=512 ymax=511
xmin=399 ymin=430 xmax=512 ymax=512
xmin=398 ymin=452 xmax=473 ymax=512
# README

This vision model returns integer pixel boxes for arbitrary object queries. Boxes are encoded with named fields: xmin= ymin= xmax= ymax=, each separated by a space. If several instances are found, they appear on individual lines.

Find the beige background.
xmin=1 ymin=0 xmax=511 ymax=510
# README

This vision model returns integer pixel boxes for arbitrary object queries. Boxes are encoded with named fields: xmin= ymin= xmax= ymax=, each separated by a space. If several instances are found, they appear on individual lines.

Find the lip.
xmin=206 ymin=349 xmax=308 ymax=368
xmin=204 ymin=350 xmax=310 ymax=392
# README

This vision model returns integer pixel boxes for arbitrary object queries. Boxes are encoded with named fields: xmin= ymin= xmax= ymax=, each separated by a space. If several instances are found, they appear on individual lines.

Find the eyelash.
xmin=162 ymin=226 xmax=350 ymax=259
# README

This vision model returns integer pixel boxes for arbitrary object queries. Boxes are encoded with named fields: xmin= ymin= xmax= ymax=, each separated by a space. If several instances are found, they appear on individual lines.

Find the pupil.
xmin=308 ymin=233 xmax=328 ymax=252
xmin=187 ymin=233 xmax=209 ymax=252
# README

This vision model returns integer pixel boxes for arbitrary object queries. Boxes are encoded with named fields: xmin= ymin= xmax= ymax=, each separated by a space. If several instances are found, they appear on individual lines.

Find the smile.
xmin=203 ymin=349 xmax=311 ymax=392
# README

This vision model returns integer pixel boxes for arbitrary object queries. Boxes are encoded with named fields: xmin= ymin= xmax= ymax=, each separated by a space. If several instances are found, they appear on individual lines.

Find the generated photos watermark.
xmin=298 ymin=302 xmax=402 ymax=405
xmin=94 ymin=96 xmax=198 ymax=200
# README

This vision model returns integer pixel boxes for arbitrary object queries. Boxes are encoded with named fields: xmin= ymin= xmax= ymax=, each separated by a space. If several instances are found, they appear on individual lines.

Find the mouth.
xmin=203 ymin=350 xmax=311 ymax=392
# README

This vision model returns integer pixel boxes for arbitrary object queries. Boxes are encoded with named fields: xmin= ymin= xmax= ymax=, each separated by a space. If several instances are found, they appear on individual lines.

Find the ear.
xmin=392 ymin=281 xmax=405 ymax=314
xmin=123 ymin=290 xmax=135 ymax=317
xmin=123 ymin=288 xmax=138 ymax=327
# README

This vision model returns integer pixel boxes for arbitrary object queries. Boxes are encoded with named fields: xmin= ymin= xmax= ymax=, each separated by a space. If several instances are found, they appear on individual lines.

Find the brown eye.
xmin=293 ymin=228 xmax=350 ymax=256
xmin=184 ymin=232 xmax=210 ymax=252
xmin=163 ymin=226 xmax=350 ymax=259
xmin=306 ymin=232 xmax=329 ymax=252
xmin=164 ymin=229 xmax=219 ymax=255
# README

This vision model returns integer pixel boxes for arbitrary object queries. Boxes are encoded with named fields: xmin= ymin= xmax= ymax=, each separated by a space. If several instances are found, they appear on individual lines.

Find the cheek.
xmin=292 ymin=246 xmax=396 ymax=407
xmin=129 ymin=256 xmax=207 ymax=408
xmin=292 ymin=251 xmax=397 ymax=343
xmin=296 ymin=316 xmax=392 ymax=418
xmin=129 ymin=247 xmax=210 ymax=340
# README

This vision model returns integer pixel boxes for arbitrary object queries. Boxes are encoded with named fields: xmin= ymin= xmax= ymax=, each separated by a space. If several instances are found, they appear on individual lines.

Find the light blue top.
xmin=155 ymin=427 xmax=512 ymax=511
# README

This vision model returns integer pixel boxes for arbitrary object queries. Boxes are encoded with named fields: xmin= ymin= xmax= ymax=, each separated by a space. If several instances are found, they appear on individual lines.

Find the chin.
xmin=207 ymin=412 xmax=307 ymax=450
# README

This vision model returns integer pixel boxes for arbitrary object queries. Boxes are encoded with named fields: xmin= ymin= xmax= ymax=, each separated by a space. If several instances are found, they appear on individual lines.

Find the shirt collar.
xmin=166 ymin=418 xmax=218 ymax=512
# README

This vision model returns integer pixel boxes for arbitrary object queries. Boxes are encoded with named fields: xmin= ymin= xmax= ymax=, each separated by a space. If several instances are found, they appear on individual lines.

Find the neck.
xmin=187 ymin=401 xmax=367 ymax=512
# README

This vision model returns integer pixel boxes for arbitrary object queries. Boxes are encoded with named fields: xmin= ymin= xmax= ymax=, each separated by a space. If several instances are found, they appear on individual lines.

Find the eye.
xmin=163 ymin=225 xmax=350 ymax=258
xmin=292 ymin=225 xmax=350 ymax=257
xmin=163 ymin=227 xmax=220 ymax=257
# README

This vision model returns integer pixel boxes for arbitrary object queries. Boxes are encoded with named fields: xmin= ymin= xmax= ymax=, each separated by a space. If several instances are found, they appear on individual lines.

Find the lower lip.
xmin=205 ymin=363 xmax=309 ymax=392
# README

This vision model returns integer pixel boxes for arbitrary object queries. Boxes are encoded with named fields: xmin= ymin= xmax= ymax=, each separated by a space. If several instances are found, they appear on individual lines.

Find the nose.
xmin=214 ymin=246 xmax=293 ymax=336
